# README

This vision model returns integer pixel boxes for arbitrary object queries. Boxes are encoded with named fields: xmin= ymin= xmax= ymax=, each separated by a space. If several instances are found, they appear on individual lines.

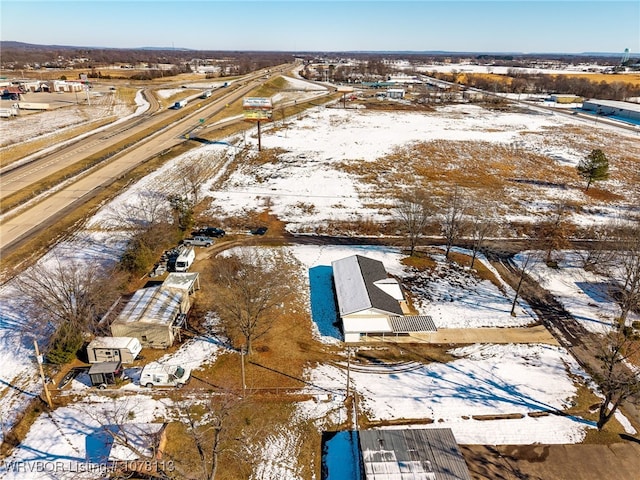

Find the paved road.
xmin=0 ymin=65 xmax=296 ymax=253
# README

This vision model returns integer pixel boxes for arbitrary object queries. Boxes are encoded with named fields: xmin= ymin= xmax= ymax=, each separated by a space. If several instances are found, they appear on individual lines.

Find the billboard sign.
xmin=243 ymin=96 xmax=273 ymax=122
xmin=243 ymin=97 xmax=272 ymax=109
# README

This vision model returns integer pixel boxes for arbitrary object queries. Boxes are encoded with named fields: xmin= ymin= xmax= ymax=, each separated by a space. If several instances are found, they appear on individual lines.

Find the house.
xmin=358 ymin=428 xmax=472 ymax=480
xmin=110 ymin=273 xmax=199 ymax=348
xmin=331 ymin=255 xmax=436 ymax=342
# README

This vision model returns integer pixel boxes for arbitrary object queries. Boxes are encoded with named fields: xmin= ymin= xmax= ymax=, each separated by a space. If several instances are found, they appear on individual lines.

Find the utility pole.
xmin=257 ymin=121 xmax=262 ymax=152
xmin=346 ymin=346 xmax=353 ymax=397
xmin=34 ymin=340 xmax=53 ymax=409
xmin=240 ymin=346 xmax=246 ymax=397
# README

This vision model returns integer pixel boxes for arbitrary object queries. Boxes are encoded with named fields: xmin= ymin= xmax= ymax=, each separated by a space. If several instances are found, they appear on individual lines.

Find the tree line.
xmin=430 ymin=71 xmax=640 ymax=101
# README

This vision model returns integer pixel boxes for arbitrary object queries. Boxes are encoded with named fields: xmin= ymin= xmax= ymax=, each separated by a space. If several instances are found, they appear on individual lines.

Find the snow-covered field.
xmin=2 ymin=83 xmax=638 ymax=477
xmin=514 ymin=251 xmax=640 ymax=333
xmin=308 ymin=343 xmax=595 ymax=444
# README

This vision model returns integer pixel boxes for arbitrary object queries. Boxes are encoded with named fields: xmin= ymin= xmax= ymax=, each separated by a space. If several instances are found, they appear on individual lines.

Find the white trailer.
xmin=174 ymin=99 xmax=188 ymax=109
xmin=200 ymin=90 xmax=212 ymax=99
xmin=86 ymin=337 xmax=142 ymax=364
xmin=174 ymin=246 xmax=195 ymax=272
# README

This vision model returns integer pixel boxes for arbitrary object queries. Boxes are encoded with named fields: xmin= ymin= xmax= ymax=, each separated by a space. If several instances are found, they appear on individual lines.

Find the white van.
xmin=140 ymin=362 xmax=191 ymax=388
xmin=174 ymin=246 xmax=196 ymax=272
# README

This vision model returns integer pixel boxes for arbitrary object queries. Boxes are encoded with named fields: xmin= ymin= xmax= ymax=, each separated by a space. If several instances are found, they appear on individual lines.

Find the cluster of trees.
xmin=430 ymin=70 xmax=640 ymax=101
xmin=0 ymin=41 xmax=292 ymax=73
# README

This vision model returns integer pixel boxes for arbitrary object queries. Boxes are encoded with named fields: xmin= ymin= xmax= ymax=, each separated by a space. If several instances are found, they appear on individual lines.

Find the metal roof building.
xmin=582 ymin=99 xmax=640 ymax=122
xmin=332 ymin=256 xmax=436 ymax=342
xmin=359 ymin=428 xmax=472 ymax=480
xmin=110 ymin=273 xmax=199 ymax=348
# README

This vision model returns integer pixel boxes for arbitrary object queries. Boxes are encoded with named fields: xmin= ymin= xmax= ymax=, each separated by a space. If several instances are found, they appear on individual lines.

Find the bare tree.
xmin=176 ymin=156 xmax=220 ymax=207
xmin=171 ymin=396 xmax=240 ymax=480
xmin=394 ymin=189 xmax=433 ymax=256
xmin=210 ymin=249 xmax=291 ymax=354
xmin=82 ymin=398 xmax=173 ymax=479
xmin=533 ymin=201 xmax=576 ymax=266
xmin=441 ymin=186 xmax=467 ymax=259
xmin=16 ymin=255 xmax=123 ymax=363
xmin=103 ymin=190 xmax=173 ymax=233
xmin=510 ymin=251 xmax=536 ymax=317
xmin=593 ymin=329 xmax=640 ymax=430
xmin=466 ymin=201 xmax=497 ymax=269
xmin=611 ymin=220 xmax=640 ymax=325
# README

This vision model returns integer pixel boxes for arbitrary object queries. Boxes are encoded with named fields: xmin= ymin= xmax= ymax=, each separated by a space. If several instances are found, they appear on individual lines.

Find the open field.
xmin=1 ymin=75 xmax=639 ymax=479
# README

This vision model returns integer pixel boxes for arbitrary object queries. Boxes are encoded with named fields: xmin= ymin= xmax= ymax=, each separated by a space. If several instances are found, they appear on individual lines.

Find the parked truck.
xmin=173 ymin=99 xmax=188 ymax=109
xmin=182 ymin=235 xmax=213 ymax=247
xmin=140 ymin=362 xmax=190 ymax=388
xmin=174 ymin=246 xmax=196 ymax=272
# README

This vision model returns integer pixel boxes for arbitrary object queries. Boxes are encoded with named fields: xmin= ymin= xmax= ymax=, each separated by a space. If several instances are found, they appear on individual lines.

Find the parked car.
xmin=192 ymin=227 xmax=225 ymax=238
xmin=182 ymin=236 xmax=213 ymax=247
xmin=250 ymin=226 xmax=268 ymax=235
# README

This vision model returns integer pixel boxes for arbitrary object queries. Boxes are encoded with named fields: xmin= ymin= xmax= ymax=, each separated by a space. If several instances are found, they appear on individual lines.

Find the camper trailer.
xmin=86 ymin=337 xmax=142 ymax=364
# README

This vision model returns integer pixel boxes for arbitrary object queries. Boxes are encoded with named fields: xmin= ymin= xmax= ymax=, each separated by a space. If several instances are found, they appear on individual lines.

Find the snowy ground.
xmin=0 ymin=327 xmax=226 ymax=479
xmin=309 ymin=343 xmax=596 ymax=445
xmin=513 ymin=251 xmax=639 ymax=333
xmin=2 ymin=87 xmax=638 ymax=475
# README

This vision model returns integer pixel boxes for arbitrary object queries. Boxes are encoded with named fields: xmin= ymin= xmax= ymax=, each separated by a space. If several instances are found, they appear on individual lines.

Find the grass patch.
xmin=402 ymin=252 xmax=437 ymax=270
xmin=583 ymin=187 xmax=626 ymax=202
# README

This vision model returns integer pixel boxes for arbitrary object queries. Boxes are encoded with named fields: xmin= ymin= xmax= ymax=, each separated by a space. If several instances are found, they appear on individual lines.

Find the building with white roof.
xmin=582 ymin=99 xmax=640 ymax=122
xmin=331 ymin=255 xmax=435 ymax=342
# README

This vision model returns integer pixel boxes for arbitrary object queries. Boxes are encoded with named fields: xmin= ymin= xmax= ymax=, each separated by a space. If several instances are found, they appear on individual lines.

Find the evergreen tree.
xmin=577 ymin=149 xmax=609 ymax=190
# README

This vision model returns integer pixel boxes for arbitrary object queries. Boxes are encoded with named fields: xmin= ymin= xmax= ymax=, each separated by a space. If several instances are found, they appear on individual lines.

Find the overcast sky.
xmin=1 ymin=1 xmax=638 ymax=54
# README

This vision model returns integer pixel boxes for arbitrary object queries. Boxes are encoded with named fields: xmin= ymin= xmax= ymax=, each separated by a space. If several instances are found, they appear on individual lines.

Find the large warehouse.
xmin=581 ymin=99 xmax=640 ymax=122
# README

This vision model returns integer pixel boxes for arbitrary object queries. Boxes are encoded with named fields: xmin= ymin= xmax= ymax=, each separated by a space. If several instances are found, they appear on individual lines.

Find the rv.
xmin=86 ymin=337 xmax=142 ymax=364
xmin=140 ymin=362 xmax=190 ymax=388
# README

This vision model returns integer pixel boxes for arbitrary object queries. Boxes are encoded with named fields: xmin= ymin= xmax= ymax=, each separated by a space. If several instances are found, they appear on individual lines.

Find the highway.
xmin=0 ymin=64 xmax=297 ymax=254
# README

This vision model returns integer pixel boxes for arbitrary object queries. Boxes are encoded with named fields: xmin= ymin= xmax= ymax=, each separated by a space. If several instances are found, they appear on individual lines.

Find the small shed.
xmin=386 ymin=88 xmax=406 ymax=99
xmin=88 ymin=361 xmax=124 ymax=389
xmin=163 ymin=272 xmax=200 ymax=295
xmin=86 ymin=337 xmax=142 ymax=364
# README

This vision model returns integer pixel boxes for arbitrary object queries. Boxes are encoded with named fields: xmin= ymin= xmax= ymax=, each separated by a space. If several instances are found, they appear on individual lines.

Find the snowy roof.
xmin=332 ymin=255 xmax=404 ymax=317
xmin=113 ymin=286 xmax=183 ymax=326
xmin=163 ymin=272 xmax=199 ymax=291
xmin=359 ymin=428 xmax=472 ymax=480
xmin=582 ymin=99 xmax=640 ymax=113
xmin=87 ymin=336 xmax=141 ymax=350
